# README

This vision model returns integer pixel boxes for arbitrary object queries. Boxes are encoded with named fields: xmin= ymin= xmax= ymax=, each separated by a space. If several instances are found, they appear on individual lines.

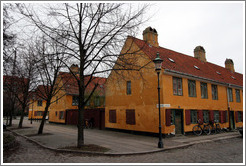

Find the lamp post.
xmin=153 ymin=52 xmax=164 ymax=148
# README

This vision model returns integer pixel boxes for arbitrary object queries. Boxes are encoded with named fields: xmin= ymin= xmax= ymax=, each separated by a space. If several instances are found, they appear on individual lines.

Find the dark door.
xmin=175 ymin=110 xmax=183 ymax=134
xmin=229 ymin=111 xmax=235 ymax=130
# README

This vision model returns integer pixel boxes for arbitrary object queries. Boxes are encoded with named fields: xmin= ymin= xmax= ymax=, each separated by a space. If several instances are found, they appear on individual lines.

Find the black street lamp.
xmin=153 ymin=52 xmax=164 ymax=148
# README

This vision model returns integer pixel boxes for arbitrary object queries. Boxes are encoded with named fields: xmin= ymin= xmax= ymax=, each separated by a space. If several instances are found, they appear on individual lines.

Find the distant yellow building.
xmin=105 ymin=27 xmax=243 ymax=135
xmin=48 ymin=65 xmax=106 ymax=127
xmin=28 ymin=85 xmax=50 ymax=120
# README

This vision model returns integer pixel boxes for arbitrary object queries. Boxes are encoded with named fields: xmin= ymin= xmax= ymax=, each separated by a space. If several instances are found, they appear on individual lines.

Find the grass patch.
xmin=3 ymin=133 xmax=16 ymax=145
xmin=59 ymin=144 xmax=110 ymax=152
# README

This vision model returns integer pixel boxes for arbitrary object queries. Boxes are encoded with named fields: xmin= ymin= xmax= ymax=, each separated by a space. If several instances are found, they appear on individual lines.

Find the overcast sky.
xmin=137 ymin=1 xmax=244 ymax=74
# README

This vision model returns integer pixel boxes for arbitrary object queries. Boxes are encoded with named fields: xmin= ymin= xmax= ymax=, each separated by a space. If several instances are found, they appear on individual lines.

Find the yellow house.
xmin=28 ymin=85 xmax=50 ymax=120
xmin=49 ymin=65 xmax=106 ymax=126
xmin=105 ymin=27 xmax=243 ymax=135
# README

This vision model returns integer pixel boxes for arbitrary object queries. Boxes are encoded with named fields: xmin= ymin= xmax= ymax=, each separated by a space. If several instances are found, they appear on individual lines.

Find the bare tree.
xmin=32 ymin=35 xmax=70 ymax=134
xmin=18 ymin=3 xmax=150 ymax=147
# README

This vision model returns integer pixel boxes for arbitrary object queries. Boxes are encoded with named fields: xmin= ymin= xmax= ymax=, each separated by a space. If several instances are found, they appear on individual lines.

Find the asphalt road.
xmin=3 ymin=133 xmax=243 ymax=163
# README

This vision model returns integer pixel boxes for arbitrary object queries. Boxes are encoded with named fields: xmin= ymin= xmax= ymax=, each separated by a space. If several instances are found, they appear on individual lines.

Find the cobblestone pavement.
xmin=3 ymin=134 xmax=243 ymax=163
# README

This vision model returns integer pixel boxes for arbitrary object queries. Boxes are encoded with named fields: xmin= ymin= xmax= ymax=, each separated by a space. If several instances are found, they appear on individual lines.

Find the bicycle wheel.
xmin=203 ymin=124 xmax=211 ymax=135
xmin=215 ymin=124 xmax=221 ymax=133
xmin=193 ymin=125 xmax=202 ymax=136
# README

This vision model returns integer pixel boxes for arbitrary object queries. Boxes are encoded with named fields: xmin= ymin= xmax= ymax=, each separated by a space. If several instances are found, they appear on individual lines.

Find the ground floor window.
xmin=203 ymin=110 xmax=209 ymax=123
xmin=237 ymin=111 xmax=243 ymax=122
xmin=190 ymin=110 xmax=197 ymax=124
xmin=214 ymin=111 xmax=219 ymax=123
xmin=126 ymin=109 xmax=135 ymax=125
xmin=59 ymin=111 xmax=65 ymax=120
xmin=35 ymin=111 xmax=43 ymax=116
xmin=109 ymin=110 xmax=116 ymax=123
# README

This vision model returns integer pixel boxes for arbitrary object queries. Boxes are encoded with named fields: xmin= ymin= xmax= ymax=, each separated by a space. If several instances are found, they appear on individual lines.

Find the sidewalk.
xmin=6 ymin=118 xmax=241 ymax=155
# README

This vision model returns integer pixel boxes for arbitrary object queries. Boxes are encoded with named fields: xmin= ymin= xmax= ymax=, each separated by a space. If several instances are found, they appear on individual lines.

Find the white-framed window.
xmin=173 ymin=77 xmax=183 ymax=96
xmin=200 ymin=82 xmax=208 ymax=99
xmin=188 ymin=80 xmax=196 ymax=97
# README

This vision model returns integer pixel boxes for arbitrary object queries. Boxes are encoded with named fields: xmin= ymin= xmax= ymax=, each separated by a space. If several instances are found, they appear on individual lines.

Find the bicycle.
xmin=208 ymin=120 xmax=221 ymax=134
xmin=84 ymin=119 xmax=93 ymax=129
xmin=193 ymin=119 xmax=211 ymax=136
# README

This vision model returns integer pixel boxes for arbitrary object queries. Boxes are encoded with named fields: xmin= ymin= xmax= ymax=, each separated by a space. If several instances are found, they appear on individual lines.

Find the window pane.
xmin=173 ymin=77 xmax=182 ymax=96
xmin=190 ymin=110 xmax=197 ymax=124
xmin=203 ymin=110 xmax=209 ymax=123
xmin=228 ymin=88 xmax=233 ymax=102
xmin=236 ymin=89 xmax=241 ymax=102
xmin=127 ymin=81 xmax=131 ymax=95
xmin=201 ymin=83 xmax=208 ymax=99
xmin=188 ymin=80 xmax=196 ymax=97
xmin=212 ymin=85 xmax=218 ymax=100
xmin=214 ymin=111 xmax=219 ymax=123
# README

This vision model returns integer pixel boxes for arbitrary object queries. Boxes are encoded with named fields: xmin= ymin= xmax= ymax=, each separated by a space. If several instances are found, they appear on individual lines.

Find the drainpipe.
xmin=226 ymin=84 xmax=232 ymax=130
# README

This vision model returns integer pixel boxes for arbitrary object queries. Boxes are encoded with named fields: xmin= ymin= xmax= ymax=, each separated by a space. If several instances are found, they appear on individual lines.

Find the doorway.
xmin=229 ymin=111 xmax=235 ymax=130
xmin=174 ymin=109 xmax=184 ymax=134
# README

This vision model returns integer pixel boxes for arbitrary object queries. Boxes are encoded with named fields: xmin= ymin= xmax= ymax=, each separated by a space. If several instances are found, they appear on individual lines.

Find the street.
xmin=3 ymin=133 xmax=243 ymax=163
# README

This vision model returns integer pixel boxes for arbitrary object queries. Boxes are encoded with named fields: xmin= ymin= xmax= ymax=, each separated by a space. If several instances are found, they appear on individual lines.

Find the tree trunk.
xmin=77 ymin=105 xmax=84 ymax=147
xmin=38 ymin=101 xmax=50 ymax=134
xmin=8 ymin=104 xmax=14 ymax=126
xmin=18 ymin=104 xmax=26 ymax=128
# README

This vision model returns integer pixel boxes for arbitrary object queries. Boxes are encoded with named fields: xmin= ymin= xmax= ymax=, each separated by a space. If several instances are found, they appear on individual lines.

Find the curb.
xmin=8 ymin=129 xmax=241 ymax=156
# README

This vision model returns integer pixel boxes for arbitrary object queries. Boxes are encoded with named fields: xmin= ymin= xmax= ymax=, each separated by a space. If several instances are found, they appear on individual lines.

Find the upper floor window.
xmin=188 ymin=80 xmax=196 ymax=97
xmin=228 ymin=88 xmax=233 ymax=102
xmin=211 ymin=84 xmax=218 ymax=100
xmin=37 ymin=100 xmax=43 ymax=106
xmin=94 ymin=96 xmax=100 ymax=107
xmin=200 ymin=82 xmax=208 ymax=99
xmin=126 ymin=81 xmax=131 ymax=95
xmin=236 ymin=89 xmax=241 ymax=102
xmin=72 ymin=96 xmax=79 ymax=106
xmin=173 ymin=77 xmax=183 ymax=96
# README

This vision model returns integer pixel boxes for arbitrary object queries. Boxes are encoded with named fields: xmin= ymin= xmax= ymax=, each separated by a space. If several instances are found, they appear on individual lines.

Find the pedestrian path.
xmin=6 ymin=118 xmax=241 ymax=155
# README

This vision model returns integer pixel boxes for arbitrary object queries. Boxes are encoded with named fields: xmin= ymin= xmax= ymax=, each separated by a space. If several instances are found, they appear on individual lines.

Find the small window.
xmin=36 ymin=111 xmax=43 ymax=116
xmin=168 ymin=58 xmax=175 ymax=63
xmin=109 ymin=110 xmax=116 ymax=123
xmin=190 ymin=110 xmax=197 ymax=124
xmin=200 ymin=82 xmax=208 ymax=99
xmin=94 ymin=96 xmax=100 ymax=107
xmin=203 ymin=110 xmax=209 ymax=123
xmin=238 ymin=111 xmax=243 ymax=122
xmin=236 ymin=89 xmax=241 ymax=102
xmin=126 ymin=109 xmax=135 ymax=125
xmin=216 ymin=71 xmax=221 ymax=75
xmin=59 ymin=111 xmax=64 ymax=120
xmin=228 ymin=88 xmax=233 ymax=102
xmin=231 ymin=76 xmax=236 ymax=80
xmin=214 ymin=111 xmax=219 ymax=123
xmin=55 ymin=111 xmax=57 ymax=116
xmin=194 ymin=65 xmax=200 ymax=70
xmin=173 ymin=77 xmax=183 ymax=96
xmin=212 ymin=84 xmax=218 ymax=100
xmin=72 ymin=96 xmax=79 ymax=106
xmin=126 ymin=81 xmax=131 ymax=95
xmin=188 ymin=80 xmax=196 ymax=97
xmin=37 ymin=100 xmax=43 ymax=106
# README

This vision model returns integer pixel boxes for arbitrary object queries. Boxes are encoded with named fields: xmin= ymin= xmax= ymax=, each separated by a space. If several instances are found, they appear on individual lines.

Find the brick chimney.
xmin=143 ymin=27 xmax=159 ymax=47
xmin=70 ymin=64 xmax=79 ymax=74
xmin=194 ymin=46 xmax=206 ymax=62
xmin=225 ymin=59 xmax=235 ymax=72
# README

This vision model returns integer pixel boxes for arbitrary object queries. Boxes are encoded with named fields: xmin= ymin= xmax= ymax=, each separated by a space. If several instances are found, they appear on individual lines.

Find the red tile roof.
xmin=59 ymin=72 xmax=106 ymax=96
xmin=131 ymin=37 xmax=243 ymax=87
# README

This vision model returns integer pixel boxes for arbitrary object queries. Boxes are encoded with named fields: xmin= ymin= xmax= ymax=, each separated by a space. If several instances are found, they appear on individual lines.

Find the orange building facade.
xmin=105 ymin=27 xmax=243 ymax=135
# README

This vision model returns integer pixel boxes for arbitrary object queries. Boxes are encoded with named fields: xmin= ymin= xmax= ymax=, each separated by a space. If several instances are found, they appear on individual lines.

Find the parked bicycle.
xmin=84 ymin=119 xmax=93 ymax=129
xmin=193 ymin=119 xmax=211 ymax=136
xmin=208 ymin=120 xmax=221 ymax=134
